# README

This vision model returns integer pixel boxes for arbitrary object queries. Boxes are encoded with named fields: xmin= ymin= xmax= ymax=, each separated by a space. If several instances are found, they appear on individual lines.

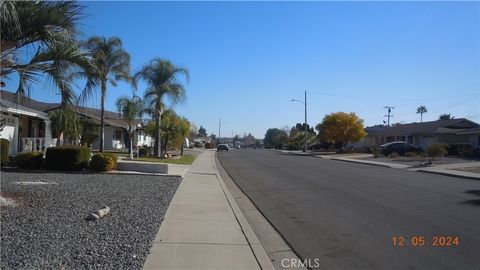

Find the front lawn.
xmin=126 ymin=155 xmax=196 ymax=165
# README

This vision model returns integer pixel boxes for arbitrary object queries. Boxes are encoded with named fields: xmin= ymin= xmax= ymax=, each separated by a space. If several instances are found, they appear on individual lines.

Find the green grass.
xmin=126 ymin=155 xmax=197 ymax=165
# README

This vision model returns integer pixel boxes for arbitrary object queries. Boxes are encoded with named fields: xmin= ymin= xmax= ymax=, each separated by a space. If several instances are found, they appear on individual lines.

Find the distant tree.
xmin=315 ymin=112 xmax=366 ymax=149
xmin=438 ymin=114 xmax=453 ymax=120
xmin=188 ymin=124 xmax=198 ymax=141
xmin=159 ymin=110 xmax=190 ymax=156
xmin=198 ymin=126 xmax=207 ymax=137
xmin=416 ymin=106 xmax=428 ymax=122
xmin=210 ymin=134 xmax=217 ymax=144
xmin=287 ymin=123 xmax=317 ymax=150
xmin=264 ymin=128 xmax=288 ymax=149
xmin=244 ymin=133 xmax=256 ymax=146
xmin=116 ymin=95 xmax=144 ymax=159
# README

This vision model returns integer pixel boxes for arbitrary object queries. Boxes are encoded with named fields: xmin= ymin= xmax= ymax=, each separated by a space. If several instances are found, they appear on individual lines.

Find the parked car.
xmin=380 ymin=141 xmax=421 ymax=156
xmin=217 ymin=144 xmax=229 ymax=151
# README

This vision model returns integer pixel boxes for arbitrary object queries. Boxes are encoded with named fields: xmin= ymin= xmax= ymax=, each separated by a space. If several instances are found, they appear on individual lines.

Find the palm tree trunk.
xmin=129 ymin=133 xmax=134 ymax=159
xmin=421 ymin=113 xmax=423 ymax=123
xmin=154 ymin=110 xmax=160 ymax=157
xmin=100 ymin=81 xmax=106 ymax=152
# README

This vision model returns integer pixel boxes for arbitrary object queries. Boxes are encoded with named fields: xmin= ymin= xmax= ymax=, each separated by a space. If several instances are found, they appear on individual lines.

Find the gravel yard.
xmin=0 ymin=172 xmax=181 ymax=269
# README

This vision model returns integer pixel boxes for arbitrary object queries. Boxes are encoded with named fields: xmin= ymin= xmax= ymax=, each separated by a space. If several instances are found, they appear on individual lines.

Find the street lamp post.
xmin=291 ymin=91 xmax=308 ymax=152
xmin=218 ymin=118 xmax=227 ymax=144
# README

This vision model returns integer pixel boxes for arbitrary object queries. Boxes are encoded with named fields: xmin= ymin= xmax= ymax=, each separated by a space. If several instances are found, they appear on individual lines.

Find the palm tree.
xmin=116 ymin=95 xmax=144 ymax=159
xmin=1 ymin=1 xmax=90 ymax=103
xmin=81 ymin=36 xmax=131 ymax=152
xmin=133 ymin=58 xmax=189 ymax=157
xmin=416 ymin=106 xmax=428 ymax=122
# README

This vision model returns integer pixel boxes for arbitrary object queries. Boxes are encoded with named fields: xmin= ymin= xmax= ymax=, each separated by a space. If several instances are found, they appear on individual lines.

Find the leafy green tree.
xmin=79 ymin=118 xmax=98 ymax=147
xmin=116 ymin=95 xmax=144 ymax=159
xmin=159 ymin=110 xmax=190 ymax=156
xmin=316 ymin=112 xmax=366 ymax=149
xmin=416 ymin=105 xmax=428 ymax=122
xmin=1 ymin=1 xmax=91 ymax=104
xmin=198 ymin=126 xmax=207 ymax=137
xmin=264 ymin=128 xmax=288 ymax=149
xmin=438 ymin=114 xmax=453 ymax=120
xmin=81 ymin=36 xmax=131 ymax=152
xmin=287 ymin=123 xmax=316 ymax=150
xmin=133 ymin=58 xmax=189 ymax=157
xmin=49 ymin=107 xmax=80 ymax=145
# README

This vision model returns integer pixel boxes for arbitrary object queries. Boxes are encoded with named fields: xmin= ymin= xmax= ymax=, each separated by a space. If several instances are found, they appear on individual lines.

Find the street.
xmin=217 ymin=149 xmax=480 ymax=270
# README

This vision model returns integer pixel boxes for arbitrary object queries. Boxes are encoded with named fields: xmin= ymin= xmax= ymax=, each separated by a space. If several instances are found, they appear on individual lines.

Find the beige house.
xmin=365 ymin=118 xmax=480 ymax=149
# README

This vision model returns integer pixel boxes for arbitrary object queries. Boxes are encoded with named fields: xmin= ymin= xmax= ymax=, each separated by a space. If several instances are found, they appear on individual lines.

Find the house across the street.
xmin=0 ymin=90 xmax=153 ymax=155
xmin=361 ymin=118 xmax=480 ymax=149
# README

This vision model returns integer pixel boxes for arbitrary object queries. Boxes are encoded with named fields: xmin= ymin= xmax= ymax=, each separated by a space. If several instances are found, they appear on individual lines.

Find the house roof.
xmin=1 ymin=90 xmax=143 ymax=129
xmin=374 ymin=118 xmax=479 ymax=137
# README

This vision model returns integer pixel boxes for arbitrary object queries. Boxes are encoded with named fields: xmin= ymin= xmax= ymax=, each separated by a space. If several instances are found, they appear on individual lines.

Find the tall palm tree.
xmin=1 ymin=1 xmax=90 ymax=103
xmin=116 ymin=95 xmax=144 ymax=159
xmin=416 ymin=106 xmax=428 ymax=122
xmin=81 ymin=36 xmax=131 ymax=152
xmin=133 ymin=58 xmax=189 ymax=157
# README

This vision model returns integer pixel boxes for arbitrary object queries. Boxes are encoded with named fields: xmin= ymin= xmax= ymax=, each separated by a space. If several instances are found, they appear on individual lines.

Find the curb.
xmin=329 ymin=157 xmax=401 ymax=169
xmin=417 ymin=169 xmax=480 ymax=180
xmin=211 ymin=154 xmax=276 ymax=270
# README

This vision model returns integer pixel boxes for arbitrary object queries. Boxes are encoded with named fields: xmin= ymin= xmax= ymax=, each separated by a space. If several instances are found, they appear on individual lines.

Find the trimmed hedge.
xmin=45 ymin=145 xmax=91 ymax=170
xmin=16 ymin=152 xmax=44 ymax=169
xmin=0 ymin=138 xmax=9 ymax=166
xmin=89 ymin=153 xmax=118 ymax=172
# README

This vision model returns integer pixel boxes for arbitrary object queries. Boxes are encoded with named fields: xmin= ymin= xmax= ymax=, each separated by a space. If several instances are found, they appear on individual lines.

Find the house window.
xmin=113 ymin=130 xmax=122 ymax=140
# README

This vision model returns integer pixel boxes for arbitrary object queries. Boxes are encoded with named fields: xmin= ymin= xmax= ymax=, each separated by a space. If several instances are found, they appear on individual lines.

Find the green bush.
xmin=405 ymin=151 xmax=417 ymax=157
xmin=1 ymin=138 xmax=9 ymax=166
xmin=89 ymin=153 xmax=118 ymax=171
xmin=45 ymin=145 xmax=91 ymax=170
xmin=15 ymin=152 xmax=44 ymax=169
xmin=447 ymin=144 xmax=473 ymax=157
xmin=427 ymin=143 xmax=448 ymax=158
xmin=139 ymin=147 xmax=149 ymax=157
xmin=369 ymin=146 xmax=381 ymax=158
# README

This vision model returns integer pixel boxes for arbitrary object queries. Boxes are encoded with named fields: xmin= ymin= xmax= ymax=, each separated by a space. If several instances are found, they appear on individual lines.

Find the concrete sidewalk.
xmin=143 ymin=150 xmax=273 ymax=270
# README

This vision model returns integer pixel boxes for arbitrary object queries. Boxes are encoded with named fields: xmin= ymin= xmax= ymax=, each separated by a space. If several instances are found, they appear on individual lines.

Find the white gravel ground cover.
xmin=0 ymin=172 xmax=181 ymax=269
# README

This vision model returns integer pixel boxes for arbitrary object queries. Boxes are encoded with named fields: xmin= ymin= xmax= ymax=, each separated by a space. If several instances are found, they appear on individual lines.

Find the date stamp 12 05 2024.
xmin=392 ymin=236 xmax=459 ymax=247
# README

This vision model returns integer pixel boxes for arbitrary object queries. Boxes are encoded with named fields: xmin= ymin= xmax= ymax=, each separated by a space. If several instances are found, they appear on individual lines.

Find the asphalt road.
xmin=217 ymin=149 xmax=480 ymax=270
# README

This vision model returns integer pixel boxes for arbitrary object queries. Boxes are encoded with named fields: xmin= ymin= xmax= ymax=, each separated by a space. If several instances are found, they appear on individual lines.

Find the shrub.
xmin=89 ymin=153 xmax=118 ymax=172
xmin=1 ymin=138 xmax=9 ymax=166
xmin=139 ymin=147 xmax=148 ymax=157
xmin=390 ymin=151 xmax=399 ymax=158
xmin=45 ymin=145 xmax=91 ymax=170
xmin=15 ymin=152 xmax=44 ymax=169
xmin=426 ymin=143 xmax=448 ymax=158
xmin=405 ymin=151 xmax=417 ymax=157
xmin=447 ymin=144 xmax=473 ymax=157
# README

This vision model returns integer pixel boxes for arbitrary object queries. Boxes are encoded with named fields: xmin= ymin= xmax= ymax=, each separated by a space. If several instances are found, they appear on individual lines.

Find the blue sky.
xmin=7 ymin=1 xmax=480 ymax=138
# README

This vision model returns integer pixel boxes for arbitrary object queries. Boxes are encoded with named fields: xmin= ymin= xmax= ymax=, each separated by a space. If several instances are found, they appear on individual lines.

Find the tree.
xmin=116 ymin=95 xmax=144 ymax=159
xmin=264 ymin=128 xmax=288 ymax=149
xmin=133 ymin=58 xmax=189 ymax=157
xmin=81 ymin=36 xmax=131 ymax=152
xmin=79 ymin=118 xmax=98 ymax=147
xmin=315 ymin=112 xmax=366 ymax=149
xmin=159 ymin=110 xmax=190 ymax=156
xmin=1 ymin=1 xmax=91 ymax=104
xmin=287 ymin=123 xmax=316 ymax=150
xmin=198 ymin=126 xmax=207 ymax=137
xmin=49 ymin=107 xmax=80 ymax=145
xmin=416 ymin=106 xmax=428 ymax=122
xmin=439 ymin=114 xmax=453 ymax=120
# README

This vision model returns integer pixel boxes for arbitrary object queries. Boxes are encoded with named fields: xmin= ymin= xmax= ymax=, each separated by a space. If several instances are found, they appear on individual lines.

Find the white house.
xmin=0 ymin=90 xmax=154 ymax=154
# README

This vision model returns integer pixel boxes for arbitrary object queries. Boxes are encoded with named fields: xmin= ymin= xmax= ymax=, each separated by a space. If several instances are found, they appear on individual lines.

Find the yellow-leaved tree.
xmin=315 ymin=112 xmax=367 ymax=149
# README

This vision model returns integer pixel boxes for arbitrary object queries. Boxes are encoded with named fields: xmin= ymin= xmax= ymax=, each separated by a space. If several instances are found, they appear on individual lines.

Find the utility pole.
xmin=384 ymin=106 xmax=394 ymax=126
xmin=291 ymin=90 xmax=308 ymax=152
xmin=218 ymin=118 xmax=221 ymax=144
